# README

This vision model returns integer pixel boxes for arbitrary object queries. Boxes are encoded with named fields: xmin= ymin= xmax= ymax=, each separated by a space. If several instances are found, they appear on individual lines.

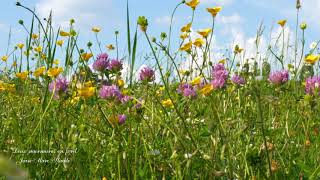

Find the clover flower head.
xmin=139 ymin=66 xmax=155 ymax=82
xmin=268 ymin=70 xmax=289 ymax=85
xmin=99 ymin=85 xmax=123 ymax=100
xmin=231 ymin=75 xmax=246 ymax=85
xmin=93 ymin=53 xmax=109 ymax=72
xmin=305 ymin=76 xmax=320 ymax=96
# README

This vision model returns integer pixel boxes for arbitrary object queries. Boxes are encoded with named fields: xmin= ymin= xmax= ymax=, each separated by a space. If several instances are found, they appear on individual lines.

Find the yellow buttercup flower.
xmin=34 ymin=46 xmax=42 ymax=53
xmin=0 ymin=81 xmax=5 ymax=92
xmin=84 ymin=81 xmax=94 ymax=87
xmin=191 ymin=76 xmax=202 ymax=85
xmin=16 ymin=71 xmax=28 ymax=80
xmin=305 ymin=54 xmax=320 ymax=65
xmin=278 ymin=20 xmax=287 ymax=27
xmin=92 ymin=27 xmax=101 ymax=33
xmin=1 ymin=55 xmax=8 ymax=62
xmin=17 ymin=43 xmax=24 ymax=49
xmin=219 ymin=59 xmax=226 ymax=64
xmin=47 ymin=67 xmax=63 ymax=78
xmin=185 ymin=0 xmax=200 ymax=10
xmin=60 ymin=30 xmax=70 ymax=37
xmin=33 ymin=66 xmax=46 ymax=77
xmin=199 ymin=84 xmax=213 ymax=96
xmin=32 ymin=34 xmax=39 ymax=39
xmin=180 ymin=33 xmax=189 ymax=40
xmin=78 ymin=86 xmax=96 ymax=98
xmin=81 ymin=53 xmax=93 ymax=61
xmin=53 ymin=59 xmax=60 ymax=65
xmin=234 ymin=45 xmax=244 ymax=54
xmin=207 ymin=7 xmax=222 ymax=17
xmin=197 ymin=28 xmax=212 ymax=38
xmin=117 ymin=79 xmax=125 ymax=87
xmin=162 ymin=99 xmax=174 ymax=108
xmin=56 ymin=40 xmax=64 ymax=46
xmin=181 ymin=23 xmax=192 ymax=32
xmin=193 ymin=38 xmax=204 ymax=47
xmin=179 ymin=41 xmax=193 ymax=51
xmin=106 ymin=44 xmax=115 ymax=50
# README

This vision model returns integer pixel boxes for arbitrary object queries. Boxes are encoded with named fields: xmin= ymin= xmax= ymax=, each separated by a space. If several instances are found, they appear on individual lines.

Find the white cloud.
xmin=0 ymin=23 xmax=8 ymax=32
xmin=201 ymin=0 xmax=234 ymax=6
xmin=155 ymin=16 xmax=175 ymax=27
xmin=218 ymin=13 xmax=244 ymax=24
xmin=36 ymin=0 xmax=116 ymax=29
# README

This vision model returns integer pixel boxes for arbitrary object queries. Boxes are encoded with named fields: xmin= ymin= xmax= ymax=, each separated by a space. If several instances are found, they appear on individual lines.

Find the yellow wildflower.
xmin=17 ymin=43 xmax=24 ymax=49
xmin=16 ymin=71 xmax=29 ymax=80
xmin=181 ymin=23 xmax=192 ymax=32
xmin=92 ymin=27 xmax=101 ymax=33
xmin=1 ymin=55 xmax=8 ymax=62
xmin=219 ymin=59 xmax=226 ymax=64
xmin=0 ymin=81 xmax=5 ymax=92
xmin=179 ymin=41 xmax=193 ymax=51
xmin=60 ymin=30 xmax=70 ymax=37
xmin=47 ymin=67 xmax=63 ymax=78
xmin=33 ymin=66 xmax=46 ymax=77
xmin=106 ymin=44 xmax=115 ymax=50
xmin=185 ymin=0 xmax=200 ymax=10
xmin=305 ymin=54 xmax=320 ymax=65
xmin=70 ymin=96 xmax=80 ymax=105
xmin=234 ymin=45 xmax=244 ymax=54
xmin=56 ymin=40 xmax=64 ymax=46
xmin=32 ymin=34 xmax=39 ymax=39
xmin=84 ymin=81 xmax=94 ymax=87
xmin=191 ymin=76 xmax=202 ymax=85
xmin=207 ymin=7 xmax=222 ymax=17
xmin=197 ymin=28 xmax=212 ymax=38
xmin=81 ymin=53 xmax=93 ymax=61
xmin=78 ymin=86 xmax=96 ymax=98
xmin=180 ymin=33 xmax=189 ymax=40
xmin=34 ymin=46 xmax=42 ymax=53
xmin=162 ymin=99 xmax=174 ymax=108
xmin=117 ymin=79 xmax=125 ymax=87
xmin=193 ymin=38 xmax=204 ymax=47
xmin=53 ymin=59 xmax=60 ymax=65
xmin=278 ymin=20 xmax=287 ymax=27
xmin=199 ymin=84 xmax=213 ymax=96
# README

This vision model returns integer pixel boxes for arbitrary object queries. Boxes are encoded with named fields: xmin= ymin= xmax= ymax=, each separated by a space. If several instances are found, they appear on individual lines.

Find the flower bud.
xmin=300 ymin=23 xmax=307 ymax=30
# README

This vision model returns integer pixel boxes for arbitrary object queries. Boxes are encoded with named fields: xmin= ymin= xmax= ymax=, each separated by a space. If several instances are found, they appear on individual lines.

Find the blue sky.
xmin=0 ymin=0 xmax=319 ymax=71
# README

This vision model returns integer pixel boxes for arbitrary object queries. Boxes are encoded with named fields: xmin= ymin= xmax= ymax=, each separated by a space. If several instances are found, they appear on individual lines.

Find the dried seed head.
xmin=296 ymin=0 xmax=301 ymax=9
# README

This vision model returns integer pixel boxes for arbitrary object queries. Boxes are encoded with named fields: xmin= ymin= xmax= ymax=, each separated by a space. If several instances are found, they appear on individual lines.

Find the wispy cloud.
xmin=0 ymin=23 xmax=8 ymax=32
xmin=201 ymin=0 xmax=234 ymax=6
xmin=155 ymin=16 xmax=176 ymax=27
xmin=35 ymin=0 xmax=117 ymax=29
